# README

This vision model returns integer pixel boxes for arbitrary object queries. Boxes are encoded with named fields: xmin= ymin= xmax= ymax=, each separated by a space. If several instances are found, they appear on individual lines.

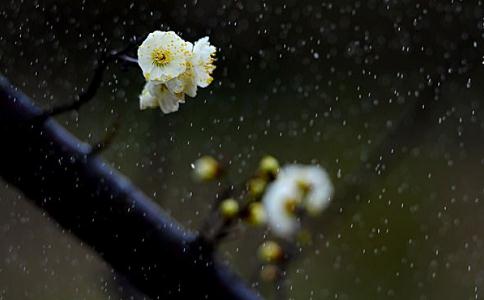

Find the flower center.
xmin=284 ymin=197 xmax=300 ymax=216
xmin=296 ymin=179 xmax=312 ymax=196
xmin=151 ymin=48 xmax=171 ymax=67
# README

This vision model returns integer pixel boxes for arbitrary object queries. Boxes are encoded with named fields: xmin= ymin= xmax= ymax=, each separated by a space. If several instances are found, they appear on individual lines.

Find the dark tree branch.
xmin=0 ymin=76 xmax=261 ymax=300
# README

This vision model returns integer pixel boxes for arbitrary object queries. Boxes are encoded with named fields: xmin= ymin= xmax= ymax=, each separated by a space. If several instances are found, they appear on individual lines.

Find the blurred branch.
xmin=317 ymin=78 xmax=441 ymax=235
xmin=319 ymin=57 xmax=479 ymax=238
xmin=0 ymin=76 xmax=261 ymax=300
xmin=328 ymin=28 xmax=484 ymax=232
xmin=90 ymin=113 xmax=122 ymax=156
xmin=274 ymin=242 xmax=295 ymax=300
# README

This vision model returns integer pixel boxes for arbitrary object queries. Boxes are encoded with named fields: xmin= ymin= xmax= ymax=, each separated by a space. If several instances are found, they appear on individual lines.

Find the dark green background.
xmin=1 ymin=0 xmax=484 ymax=299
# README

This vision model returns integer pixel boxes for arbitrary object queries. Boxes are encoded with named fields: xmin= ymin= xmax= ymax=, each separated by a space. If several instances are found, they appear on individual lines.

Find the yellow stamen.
xmin=151 ymin=48 xmax=171 ymax=67
xmin=296 ymin=179 xmax=312 ymax=196
xmin=284 ymin=197 xmax=300 ymax=215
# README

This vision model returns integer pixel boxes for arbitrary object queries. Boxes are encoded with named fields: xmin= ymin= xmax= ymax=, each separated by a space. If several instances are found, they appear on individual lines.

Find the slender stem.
xmin=45 ymin=53 xmax=112 ymax=117
xmin=118 ymin=54 xmax=138 ymax=64
xmin=39 ymin=43 xmax=139 ymax=121
xmin=274 ymin=268 xmax=288 ymax=300
xmin=199 ymin=176 xmax=250 ymax=243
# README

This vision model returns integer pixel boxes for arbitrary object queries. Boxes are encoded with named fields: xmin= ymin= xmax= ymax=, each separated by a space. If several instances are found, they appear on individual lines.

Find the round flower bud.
xmin=248 ymin=178 xmax=267 ymax=197
xmin=260 ymin=264 xmax=279 ymax=282
xmin=257 ymin=241 xmax=283 ymax=263
xmin=219 ymin=198 xmax=239 ymax=219
xmin=192 ymin=156 xmax=220 ymax=181
xmin=259 ymin=155 xmax=279 ymax=177
xmin=245 ymin=202 xmax=266 ymax=226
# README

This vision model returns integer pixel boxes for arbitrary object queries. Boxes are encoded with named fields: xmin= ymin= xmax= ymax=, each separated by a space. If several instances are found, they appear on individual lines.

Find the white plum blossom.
xmin=137 ymin=31 xmax=191 ymax=83
xmin=137 ymin=31 xmax=217 ymax=114
xmin=281 ymin=165 xmax=334 ymax=215
xmin=166 ymin=37 xmax=216 ymax=97
xmin=262 ymin=165 xmax=333 ymax=238
xmin=263 ymin=181 xmax=302 ymax=238
xmin=139 ymin=81 xmax=185 ymax=114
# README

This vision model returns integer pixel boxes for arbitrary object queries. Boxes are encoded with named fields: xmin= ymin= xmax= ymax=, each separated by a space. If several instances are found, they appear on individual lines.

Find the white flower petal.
xmin=137 ymin=31 xmax=191 ymax=83
xmin=303 ymin=167 xmax=333 ymax=214
xmin=262 ymin=164 xmax=334 ymax=238
xmin=137 ymin=34 xmax=158 ymax=78
xmin=138 ymin=81 xmax=185 ymax=114
xmin=192 ymin=37 xmax=216 ymax=88
xmin=166 ymin=42 xmax=199 ymax=98
xmin=158 ymin=93 xmax=180 ymax=114
xmin=170 ymin=61 xmax=198 ymax=97
xmin=193 ymin=37 xmax=216 ymax=63
xmin=166 ymin=77 xmax=184 ymax=94
xmin=280 ymin=165 xmax=333 ymax=215
xmin=263 ymin=180 xmax=301 ymax=238
xmin=139 ymin=82 xmax=159 ymax=110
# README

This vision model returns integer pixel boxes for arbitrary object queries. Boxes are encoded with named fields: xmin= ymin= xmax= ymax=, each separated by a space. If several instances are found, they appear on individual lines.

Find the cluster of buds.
xmin=257 ymin=240 xmax=284 ymax=282
xmin=192 ymin=155 xmax=334 ymax=281
xmin=192 ymin=155 xmax=334 ymax=238
xmin=248 ymin=155 xmax=280 ymax=197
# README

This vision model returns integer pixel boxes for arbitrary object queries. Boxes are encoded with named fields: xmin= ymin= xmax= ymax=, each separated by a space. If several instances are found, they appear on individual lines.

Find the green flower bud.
xmin=245 ymin=202 xmax=266 ymax=226
xmin=259 ymin=155 xmax=279 ymax=177
xmin=219 ymin=198 xmax=239 ymax=219
xmin=257 ymin=240 xmax=283 ymax=263
xmin=248 ymin=178 xmax=267 ymax=197
xmin=259 ymin=264 xmax=279 ymax=282
xmin=192 ymin=156 xmax=220 ymax=181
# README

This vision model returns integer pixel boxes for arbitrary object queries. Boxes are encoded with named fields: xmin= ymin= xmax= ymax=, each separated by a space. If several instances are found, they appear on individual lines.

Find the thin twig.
xmin=46 ymin=52 xmax=111 ymax=117
xmin=274 ymin=241 xmax=297 ymax=300
xmin=38 ymin=40 xmax=139 ymax=121
xmin=118 ymin=54 xmax=138 ymax=65
xmin=274 ymin=267 xmax=288 ymax=300
xmin=199 ymin=176 xmax=249 ymax=243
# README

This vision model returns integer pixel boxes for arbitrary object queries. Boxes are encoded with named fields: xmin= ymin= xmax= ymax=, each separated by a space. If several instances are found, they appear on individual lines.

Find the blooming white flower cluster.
xmin=137 ymin=31 xmax=216 ymax=114
xmin=262 ymin=165 xmax=333 ymax=238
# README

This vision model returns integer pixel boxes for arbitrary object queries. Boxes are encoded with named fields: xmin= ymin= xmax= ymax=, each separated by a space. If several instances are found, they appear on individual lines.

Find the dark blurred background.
xmin=1 ymin=0 xmax=484 ymax=299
